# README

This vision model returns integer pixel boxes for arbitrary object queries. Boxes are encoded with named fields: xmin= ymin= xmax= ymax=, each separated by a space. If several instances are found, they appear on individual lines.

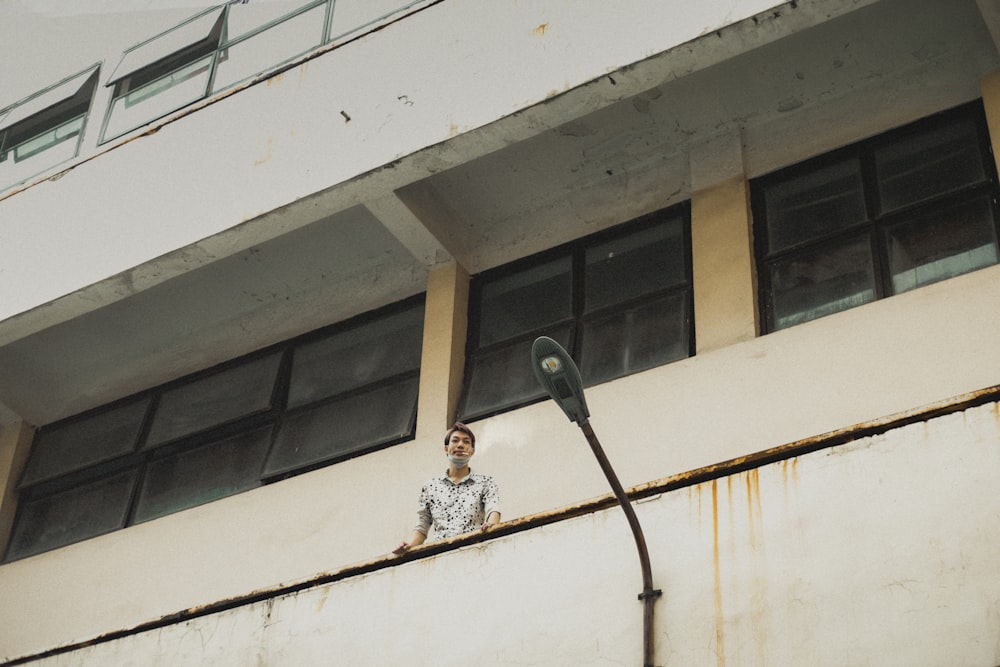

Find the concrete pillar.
xmin=0 ymin=420 xmax=34 ymax=558
xmin=415 ymin=262 xmax=469 ymax=441
xmin=980 ymin=72 xmax=1000 ymax=175
xmin=690 ymin=131 xmax=758 ymax=353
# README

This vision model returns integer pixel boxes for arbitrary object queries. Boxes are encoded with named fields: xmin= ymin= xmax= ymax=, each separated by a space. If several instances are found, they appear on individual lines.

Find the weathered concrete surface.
xmin=9 ymin=400 xmax=1000 ymax=666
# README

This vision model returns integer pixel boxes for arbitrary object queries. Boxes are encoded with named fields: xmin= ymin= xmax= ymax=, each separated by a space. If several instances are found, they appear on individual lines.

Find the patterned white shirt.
xmin=414 ymin=470 xmax=501 ymax=540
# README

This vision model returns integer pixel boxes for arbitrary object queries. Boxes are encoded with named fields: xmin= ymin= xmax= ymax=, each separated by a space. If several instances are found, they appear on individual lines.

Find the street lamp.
xmin=531 ymin=336 xmax=662 ymax=667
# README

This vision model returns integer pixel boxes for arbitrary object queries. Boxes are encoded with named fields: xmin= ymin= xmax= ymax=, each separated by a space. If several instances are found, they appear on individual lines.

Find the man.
xmin=393 ymin=422 xmax=501 ymax=555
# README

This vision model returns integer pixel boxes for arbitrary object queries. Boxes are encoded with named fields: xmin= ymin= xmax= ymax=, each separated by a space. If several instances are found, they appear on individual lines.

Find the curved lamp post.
xmin=530 ymin=336 xmax=662 ymax=667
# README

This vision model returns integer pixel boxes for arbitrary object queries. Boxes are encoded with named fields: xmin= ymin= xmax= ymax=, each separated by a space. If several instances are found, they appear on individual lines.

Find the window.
xmin=752 ymin=101 xmax=1000 ymax=332
xmin=459 ymin=204 xmax=693 ymax=421
xmin=102 ymin=8 xmax=226 ymax=141
xmin=97 ymin=0 xmax=438 ymax=143
xmin=0 ymin=66 xmax=99 ymax=190
xmin=5 ymin=297 xmax=424 ymax=561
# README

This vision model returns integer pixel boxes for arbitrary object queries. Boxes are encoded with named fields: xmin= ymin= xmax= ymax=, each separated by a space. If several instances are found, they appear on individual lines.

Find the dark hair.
xmin=444 ymin=422 xmax=476 ymax=448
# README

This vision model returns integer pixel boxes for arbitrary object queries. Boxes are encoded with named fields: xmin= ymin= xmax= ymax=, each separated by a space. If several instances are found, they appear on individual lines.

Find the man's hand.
xmin=480 ymin=511 xmax=501 ymax=532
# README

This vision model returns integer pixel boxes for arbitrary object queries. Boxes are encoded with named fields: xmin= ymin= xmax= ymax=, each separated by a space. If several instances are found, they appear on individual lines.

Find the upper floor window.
xmin=102 ymin=7 xmax=228 ymax=141
xmin=751 ymin=101 xmax=999 ymax=332
xmin=0 ymin=66 xmax=99 ymax=190
xmin=4 ymin=297 xmax=424 ymax=562
xmin=99 ymin=0 xmax=428 ymax=143
xmin=459 ymin=204 xmax=693 ymax=422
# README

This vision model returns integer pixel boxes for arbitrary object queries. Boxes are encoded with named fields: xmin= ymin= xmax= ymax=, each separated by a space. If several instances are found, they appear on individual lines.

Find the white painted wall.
xmin=11 ymin=400 xmax=1000 ymax=666
xmin=0 ymin=0 xmax=789 ymax=332
xmin=2 ymin=260 xmax=999 ymax=662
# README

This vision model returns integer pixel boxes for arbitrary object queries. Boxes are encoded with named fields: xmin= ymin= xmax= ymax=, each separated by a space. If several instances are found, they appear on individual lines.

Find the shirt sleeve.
xmin=482 ymin=476 xmax=501 ymax=520
xmin=413 ymin=484 xmax=432 ymax=536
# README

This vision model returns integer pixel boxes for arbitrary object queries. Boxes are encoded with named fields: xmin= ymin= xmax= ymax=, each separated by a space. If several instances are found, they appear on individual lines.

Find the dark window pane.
xmin=581 ymin=293 xmax=690 ymax=386
xmin=876 ymin=118 xmax=986 ymax=214
xmin=764 ymin=157 xmax=866 ymax=254
xmin=769 ymin=234 xmax=877 ymax=330
xmin=133 ymin=427 xmax=272 ymax=523
xmin=886 ymin=196 xmax=998 ymax=294
xmin=478 ymin=255 xmax=572 ymax=347
xmin=461 ymin=326 xmax=573 ymax=420
xmin=6 ymin=469 xmax=137 ymax=561
xmin=145 ymin=352 xmax=282 ymax=448
xmin=264 ymin=378 xmax=419 ymax=478
xmin=585 ymin=216 xmax=686 ymax=313
xmin=288 ymin=303 xmax=424 ymax=408
xmin=21 ymin=397 xmax=149 ymax=487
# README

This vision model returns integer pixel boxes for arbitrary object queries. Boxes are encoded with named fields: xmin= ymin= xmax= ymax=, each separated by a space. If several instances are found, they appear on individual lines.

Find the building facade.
xmin=1 ymin=0 xmax=1000 ymax=664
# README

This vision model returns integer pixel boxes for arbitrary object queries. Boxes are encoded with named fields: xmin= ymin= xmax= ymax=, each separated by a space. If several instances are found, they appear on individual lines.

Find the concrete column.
xmin=981 ymin=72 xmax=1000 ymax=175
xmin=0 ymin=420 xmax=34 ymax=557
xmin=690 ymin=131 xmax=758 ymax=353
xmin=415 ymin=262 xmax=469 ymax=441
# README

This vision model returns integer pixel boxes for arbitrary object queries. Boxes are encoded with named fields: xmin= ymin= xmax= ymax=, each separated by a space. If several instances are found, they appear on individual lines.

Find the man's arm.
xmin=480 ymin=511 xmax=501 ymax=532
xmin=393 ymin=493 xmax=432 ymax=555
xmin=392 ymin=529 xmax=427 ymax=555
xmin=480 ymin=477 xmax=501 ymax=531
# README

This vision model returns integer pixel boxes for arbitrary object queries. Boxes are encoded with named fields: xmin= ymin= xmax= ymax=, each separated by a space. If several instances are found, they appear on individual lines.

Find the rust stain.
xmin=254 ymin=138 xmax=273 ymax=166
xmin=448 ymin=123 xmax=461 ymax=137
xmin=266 ymin=72 xmax=284 ymax=87
xmin=712 ymin=479 xmax=726 ymax=667
xmin=532 ymin=22 xmax=549 ymax=36
xmin=315 ymin=589 xmax=328 ymax=613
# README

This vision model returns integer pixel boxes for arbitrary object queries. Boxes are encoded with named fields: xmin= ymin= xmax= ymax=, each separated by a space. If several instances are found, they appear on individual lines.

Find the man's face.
xmin=445 ymin=430 xmax=474 ymax=458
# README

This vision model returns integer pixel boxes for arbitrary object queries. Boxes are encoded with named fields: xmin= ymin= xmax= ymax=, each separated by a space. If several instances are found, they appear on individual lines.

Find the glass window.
xmin=762 ymin=157 xmax=866 ymax=254
xmin=106 ymin=9 xmax=225 ymax=87
xmin=213 ymin=3 xmax=327 ymax=92
xmin=133 ymin=427 xmax=273 ymax=523
xmin=145 ymin=352 xmax=282 ymax=448
xmin=462 ymin=326 xmax=573 ymax=420
xmin=874 ymin=117 xmax=986 ymax=213
xmin=0 ymin=67 xmax=98 ymax=190
xmin=477 ymin=256 xmax=572 ymax=349
xmin=288 ymin=301 xmax=423 ymax=408
xmin=768 ymin=234 xmax=877 ymax=329
xmin=584 ymin=213 xmax=687 ymax=312
xmin=19 ymin=397 xmax=150 ymax=487
xmin=460 ymin=205 xmax=692 ymax=421
xmin=753 ymin=101 xmax=999 ymax=332
xmin=264 ymin=378 xmax=419 ymax=478
xmin=6 ymin=469 xmax=138 ymax=562
xmin=225 ymin=0 xmax=323 ymax=42
xmin=95 ymin=0 xmax=443 ymax=145
xmin=7 ymin=297 xmax=424 ymax=561
xmin=580 ymin=293 xmax=690 ymax=386
xmin=102 ymin=9 xmax=224 ymax=141
xmin=885 ymin=196 xmax=998 ymax=294
xmin=328 ymin=0 xmax=423 ymax=41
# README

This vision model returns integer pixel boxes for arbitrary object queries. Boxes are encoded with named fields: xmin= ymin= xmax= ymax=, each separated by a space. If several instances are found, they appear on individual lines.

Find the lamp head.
xmin=531 ymin=336 xmax=590 ymax=425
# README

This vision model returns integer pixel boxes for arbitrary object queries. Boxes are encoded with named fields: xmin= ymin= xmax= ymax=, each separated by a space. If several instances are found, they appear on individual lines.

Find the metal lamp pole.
xmin=530 ymin=336 xmax=662 ymax=667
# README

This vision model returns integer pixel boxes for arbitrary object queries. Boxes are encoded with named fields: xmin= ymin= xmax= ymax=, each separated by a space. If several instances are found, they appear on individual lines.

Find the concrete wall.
xmin=2 ymin=256 xmax=999 ymax=662
xmin=10 ymin=399 xmax=1000 ymax=666
xmin=3 ymin=1 xmax=1000 ymax=664
xmin=0 ymin=0 xmax=788 ymax=334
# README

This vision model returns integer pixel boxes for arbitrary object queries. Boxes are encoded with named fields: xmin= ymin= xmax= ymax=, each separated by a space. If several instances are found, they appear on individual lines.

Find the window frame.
xmin=5 ymin=295 xmax=425 ymax=562
xmin=751 ymin=100 xmax=1000 ymax=333
xmin=459 ymin=203 xmax=694 ymax=423
xmin=0 ymin=66 xmax=100 ymax=188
